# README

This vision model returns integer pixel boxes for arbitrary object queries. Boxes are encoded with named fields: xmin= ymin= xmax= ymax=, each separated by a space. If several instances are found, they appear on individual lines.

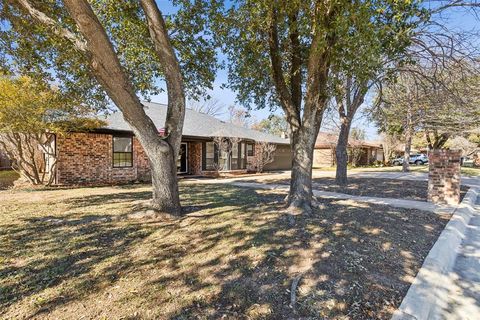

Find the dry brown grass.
xmin=0 ymin=183 xmax=449 ymax=319
xmin=0 ymin=170 xmax=19 ymax=189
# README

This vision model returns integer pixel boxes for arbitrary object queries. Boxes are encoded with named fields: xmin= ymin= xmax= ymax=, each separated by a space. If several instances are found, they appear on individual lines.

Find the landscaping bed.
xmin=0 ymin=183 xmax=450 ymax=319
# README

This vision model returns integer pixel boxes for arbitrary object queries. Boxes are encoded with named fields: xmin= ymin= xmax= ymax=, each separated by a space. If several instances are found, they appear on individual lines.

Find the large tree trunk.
xmin=16 ymin=0 xmax=187 ymax=214
xmin=335 ymin=120 xmax=351 ymax=186
xmin=403 ymin=127 xmax=412 ymax=172
xmin=150 ymin=150 xmax=181 ymax=213
xmin=402 ymin=106 xmax=413 ymax=172
xmin=286 ymin=93 xmax=324 ymax=214
xmin=267 ymin=5 xmax=334 ymax=215
xmin=287 ymin=127 xmax=318 ymax=214
xmin=60 ymin=0 xmax=183 ymax=215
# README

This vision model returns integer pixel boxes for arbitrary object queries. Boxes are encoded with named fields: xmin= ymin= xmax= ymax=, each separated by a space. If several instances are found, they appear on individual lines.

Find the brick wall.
xmin=188 ymin=141 xmax=202 ymax=175
xmin=428 ymin=149 xmax=461 ymax=205
xmin=56 ymin=133 xmax=291 ymax=185
xmin=313 ymin=148 xmax=335 ymax=167
xmin=56 ymin=132 xmax=150 ymax=185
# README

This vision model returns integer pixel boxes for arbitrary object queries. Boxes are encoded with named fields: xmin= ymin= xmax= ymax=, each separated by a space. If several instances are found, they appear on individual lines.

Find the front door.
xmin=177 ymin=143 xmax=188 ymax=173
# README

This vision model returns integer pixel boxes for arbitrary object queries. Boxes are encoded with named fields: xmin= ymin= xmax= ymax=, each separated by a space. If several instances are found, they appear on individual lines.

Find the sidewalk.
xmin=346 ymin=171 xmax=480 ymax=188
xmin=437 ymin=197 xmax=480 ymax=320
xmin=392 ymin=188 xmax=479 ymax=320
xmin=196 ymin=169 xmax=480 ymax=188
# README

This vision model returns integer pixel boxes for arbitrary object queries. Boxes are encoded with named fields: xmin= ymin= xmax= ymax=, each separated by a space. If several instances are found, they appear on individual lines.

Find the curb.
xmin=392 ymin=187 xmax=479 ymax=320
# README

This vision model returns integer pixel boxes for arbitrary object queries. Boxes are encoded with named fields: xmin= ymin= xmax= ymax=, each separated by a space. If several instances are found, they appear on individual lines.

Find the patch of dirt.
xmin=0 ymin=184 xmax=450 ymax=319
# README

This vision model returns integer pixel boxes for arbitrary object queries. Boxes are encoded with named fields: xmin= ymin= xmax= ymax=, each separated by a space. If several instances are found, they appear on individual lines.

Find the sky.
xmin=149 ymin=1 xmax=480 ymax=141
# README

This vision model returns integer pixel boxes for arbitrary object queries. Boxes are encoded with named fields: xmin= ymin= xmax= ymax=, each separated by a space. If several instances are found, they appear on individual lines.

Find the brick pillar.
xmin=428 ymin=150 xmax=461 ymax=205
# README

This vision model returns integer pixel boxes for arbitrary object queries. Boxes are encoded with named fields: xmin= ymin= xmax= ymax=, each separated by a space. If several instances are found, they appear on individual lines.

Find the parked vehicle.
xmin=392 ymin=154 xmax=429 ymax=166
xmin=461 ymin=156 xmax=475 ymax=167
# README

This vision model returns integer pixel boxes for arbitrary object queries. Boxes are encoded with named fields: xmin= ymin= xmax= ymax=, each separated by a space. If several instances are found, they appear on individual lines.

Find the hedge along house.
xmin=313 ymin=131 xmax=384 ymax=168
xmin=46 ymin=101 xmax=291 ymax=185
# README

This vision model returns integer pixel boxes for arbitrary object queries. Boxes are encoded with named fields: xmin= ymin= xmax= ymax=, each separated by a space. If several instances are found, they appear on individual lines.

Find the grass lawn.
xmin=0 ymin=183 xmax=449 ymax=319
xmin=0 ymin=170 xmax=19 ymax=189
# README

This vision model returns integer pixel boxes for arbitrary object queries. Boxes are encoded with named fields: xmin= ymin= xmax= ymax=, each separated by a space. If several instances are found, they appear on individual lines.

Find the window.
xmin=203 ymin=140 xmax=248 ymax=171
xmin=240 ymin=142 xmax=246 ymax=169
xmin=205 ymin=142 xmax=215 ymax=170
xmin=113 ymin=136 xmax=133 ymax=167
xmin=231 ymin=142 xmax=238 ymax=170
xmin=247 ymin=143 xmax=254 ymax=156
xmin=219 ymin=149 xmax=229 ymax=170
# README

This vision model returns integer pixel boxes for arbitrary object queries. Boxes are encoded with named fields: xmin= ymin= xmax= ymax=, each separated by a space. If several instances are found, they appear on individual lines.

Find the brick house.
xmin=46 ymin=101 xmax=292 ymax=185
xmin=313 ymin=131 xmax=384 ymax=167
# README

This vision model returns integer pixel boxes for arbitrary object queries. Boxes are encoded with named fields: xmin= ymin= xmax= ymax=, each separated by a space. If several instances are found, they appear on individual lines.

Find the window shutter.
xmin=214 ymin=143 xmax=218 ymax=166
xmin=202 ymin=142 xmax=206 ymax=171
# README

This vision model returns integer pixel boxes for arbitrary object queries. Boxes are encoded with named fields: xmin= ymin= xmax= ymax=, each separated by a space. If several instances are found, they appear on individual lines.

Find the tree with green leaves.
xmin=330 ymin=0 xmax=423 ymax=184
xmin=0 ymin=0 xmax=218 ymax=214
xmin=0 ymin=75 xmax=102 ymax=185
xmin=217 ymin=0 xmax=422 ymax=213
xmin=252 ymin=114 xmax=288 ymax=137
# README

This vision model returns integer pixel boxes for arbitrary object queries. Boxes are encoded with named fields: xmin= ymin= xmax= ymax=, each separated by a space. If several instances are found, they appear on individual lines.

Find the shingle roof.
xmin=315 ymin=131 xmax=382 ymax=149
xmin=103 ymin=101 xmax=290 ymax=145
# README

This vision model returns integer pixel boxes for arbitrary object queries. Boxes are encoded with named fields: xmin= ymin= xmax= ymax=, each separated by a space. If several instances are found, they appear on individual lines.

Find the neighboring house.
xmin=313 ymin=131 xmax=384 ymax=167
xmin=0 ymin=148 xmax=12 ymax=170
xmin=45 ymin=101 xmax=292 ymax=185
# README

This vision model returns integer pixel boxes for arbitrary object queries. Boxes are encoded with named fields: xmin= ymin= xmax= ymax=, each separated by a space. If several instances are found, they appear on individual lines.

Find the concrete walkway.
xmin=233 ymin=181 xmax=456 ymax=213
xmin=346 ymin=171 xmax=480 ymax=189
xmin=436 ymin=196 xmax=480 ymax=320
xmin=191 ymin=169 xmax=480 ymax=188
xmin=188 ymin=178 xmax=456 ymax=214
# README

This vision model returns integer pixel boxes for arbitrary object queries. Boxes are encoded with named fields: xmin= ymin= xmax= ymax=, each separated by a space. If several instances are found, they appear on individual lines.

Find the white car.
xmin=461 ymin=157 xmax=475 ymax=167
xmin=392 ymin=154 xmax=429 ymax=166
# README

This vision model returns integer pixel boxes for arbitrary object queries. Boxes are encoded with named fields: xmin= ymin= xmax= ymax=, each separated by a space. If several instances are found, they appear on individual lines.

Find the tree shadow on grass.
xmin=0 ymin=184 xmax=257 ymax=317
xmin=0 ymin=184 xmax=452 ymax=319
xmin=0 ymin=212 xmax=156 ymax=315
xmin=162 ymin=197 xmax=450 ymax=319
